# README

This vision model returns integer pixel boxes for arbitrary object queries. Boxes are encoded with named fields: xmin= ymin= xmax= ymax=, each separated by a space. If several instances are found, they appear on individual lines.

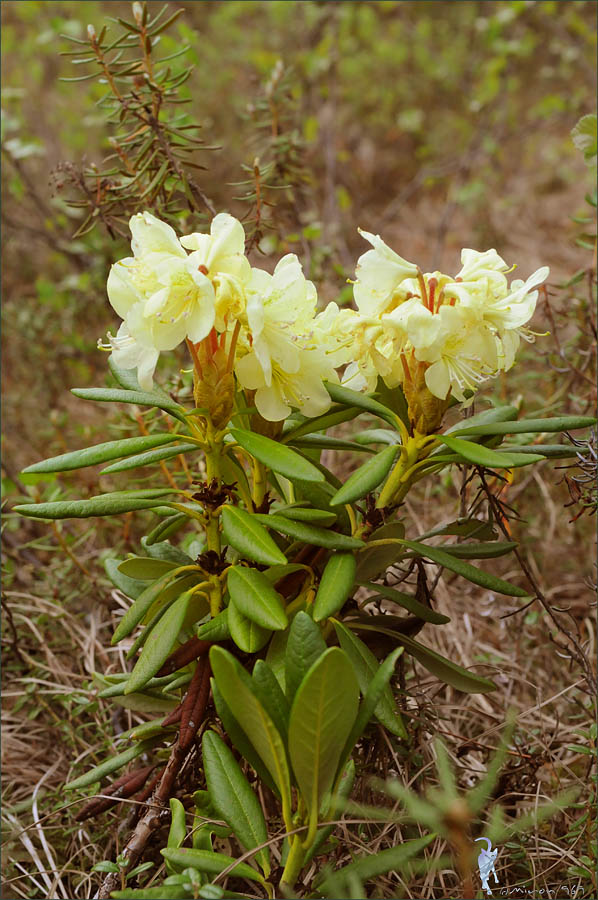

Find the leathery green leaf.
xmin=112 ymin=568 xmax=193 ymax=644
xmin=285 ymin=611 xmax=327 ymax=701
xmin=398 ymin=539 xmax=530 ymax=596
xmin=71 ymin=386 xmax=184 ymax=416
xmin=336 ymin=647 xmax=405 ymax=781
xmin=125 ymin=591 xmax=192 ymax=693
xmin=323 ymin=381 xmax=398 ymax=427
xmin=209 ymin=646 xmax=292 ymax=823
xmin=64 ymin=738 xmax=158 ymax=790
xmin=167 ymin=798 xmax=186 ymax=863
xmin=21 ymin=434 xmax=179 ymax=474
xmin=14 ymin=492 xmax=173 ymax=520
xmin=117 ymin=557 xmax=178 ymax=580
xmin=330 ymin=445 xmax=399 ymax=506
xmin=221 ymin=505 xmax=287 ymax=566
xmin=288 ymin=648 xmax=359 ymax=845
xmin=254 ymin=513 xmax=364 ymax=551
xmin=435 ymin=434 xmax=545 ymax=468
xmin=104 ymin=557 xmax=147 ymax=601
xmin=211 ymin=680 xmax=279 ymax=796
xmin=452 ymin=415 xmax=596 ymax=437
xmin=313 ymin=553 xmax=357 ymax=622
xmin=333 ymin=621 xmax=406 ymax=738
xmin=160 ymin=847 xmax=264 ymax=884
xmin=351 ymin=622 xmax=497 ymax=693
xmin=252 ymin=659 xmax=290 ymax=739
xmin=227 ymin=566 xmax=288 ymax=630
xmin=362 ymin=582 xmax=450 ymax=624
xmin=101 ymin=442 xmax=198 ymax=474
xmin=203 ymin=730 xmax=270 ymax=877
xmin=355 ymin=522 xmax=405 ymax=582
xmin=229 ymin=428 xmax=324 ymax=482
xmin=228 ymin=599 xmax=271 ymax=653
xmin=195 ymin=608 xmax=230 ymax=642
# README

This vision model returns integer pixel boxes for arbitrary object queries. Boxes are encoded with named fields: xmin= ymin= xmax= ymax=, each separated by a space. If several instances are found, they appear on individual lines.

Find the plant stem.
xmin=252 ymin=458 xmax=267 ymax=508
xmin=279 ymin=835 xmax=306 ymax=891
xmin=204 ymin=426 xmax=224 ymax=615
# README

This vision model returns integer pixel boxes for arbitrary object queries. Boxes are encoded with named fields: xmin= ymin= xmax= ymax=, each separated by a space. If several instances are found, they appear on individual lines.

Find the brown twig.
xmin=156 ymin=635 xmax=211 ymax=677
xmin=97 ymin=658 xmax=212 ymax=899
xmin=477 ymin=468 xmax=596 ymax=695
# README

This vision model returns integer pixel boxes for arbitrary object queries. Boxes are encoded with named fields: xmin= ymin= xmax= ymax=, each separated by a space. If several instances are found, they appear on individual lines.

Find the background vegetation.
xmin=2 ymin=2 xmax=596 ymax=898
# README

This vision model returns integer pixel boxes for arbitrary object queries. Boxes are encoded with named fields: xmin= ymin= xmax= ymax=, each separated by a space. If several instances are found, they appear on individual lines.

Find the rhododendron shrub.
xmin=17 ymin=211 xmax=594 ymax=895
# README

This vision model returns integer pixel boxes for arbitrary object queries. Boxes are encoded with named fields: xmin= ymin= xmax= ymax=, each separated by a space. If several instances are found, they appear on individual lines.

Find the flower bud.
xmin=402 ymin=360 xmax=450 ymax=435
xmin=132 ymin=2 xmax=144 ymax=25
xmin=193 ymin=342 xmax=235 ymax=430
xmin=87 ymin=24 xmax=96 ymax=41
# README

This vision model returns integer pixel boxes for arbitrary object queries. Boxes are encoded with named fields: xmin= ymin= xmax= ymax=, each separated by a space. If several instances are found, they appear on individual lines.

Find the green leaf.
xmin=289 ymin=434 xmax=374 ymax=454
xmin=355 ymin=522 xmax=405 ymax=582
xmin=288 ymin=648 xmax=359 ymax=842
xmin=304 ymin=760 xmax=355 ymax=864
xmin=362 ymin=582 xmax=450 ymax=624
xmin=352 ymin=428 xmax=400 ymax=446
xmin=352 ymin=622 xmax=497 ymax=692
xmin=416 ymin=518 xmax=498 ymax=541
xmin=285 ymin=611 xmax=328 ymax=701
xmin=167 ymin=797 xmax=186 ymax=852
xmin=227 ymin=566 xmax=288 ymax=630
xmin=195 ymin=608 xmax=230 ymax=642
xmin=21 ymin=434 xmax=180 ymax=474
xmin=15 ymin=491 xmax=174 ymax=520
xmin=313 ymin=553 xmax=356 ymax=622
xmin=160 ymin=848 xmax=264 ymax=884
xmin=336 ymin=648 xmax=405 ymax=780
xmin=318 ymin=835 xmax=436 ymax=891
xmin=252 ymin=660 xmax=290 ymax=739
xmin=64 ymin=739 xmax=157 ymax=790
xmin=229 ymin=428 xmax=324 ymax=482
xmin=145 ymin=513 xmax=188 ymax=546
xmin=500 ymin=443 xmax=580 ymax=458
xmin=436 ymin=434 xmax=544 ymax=468
xmin=203 ymin=731 xmax=270 ymax=877
xmin=265 ymin=629 xmax=288 ymax=693
xmin=323 ymin=382 xmax=398 ymax=427
xmin=276 ymin=506 xmax=337 ymax=526
xmin=125 ymin=592 xmax=192 ymax=693
xmin=209 ymin=647 xmax=292 ymax=820
xmin=254 ymin=513 xmax=364 ymax=551
xmin=111 ymin=888 xmax=188 ymax=899
xmin=452 ymin=416 xmax=596 ymax=438
xmin=398 ymin=539 xmax=529 ymax=597
xmin=428 ymin=541 xmax=517 ymax=559
xmin=228 ymin=599 xmax=271 ymax=653
xmin=140 ymin=536 xmax=193 ymax=566
xmin=282 ymin=406 xmax=361 ymax=442
xmin=293 ymin=481 xmax=352 ymax=533
xmin=101 ymin=442 xmax=198 ymax=474
xmin=211 ymin=680 xmax=278 ymax=795
xmin=445 ymin=405 xmax=518 ymax=434
xmin=104 ymin=557 xmax=148 ymax=601
xmin=118 ymin=557 xmax=178 ymax=580
xmin=333 ymin=621 xmax=406 ymax=738
xmin=112 ymin=569 xmax=191 ymax=644
xmin=374 ymin=377 xmax=409 ymax=427
xmin=330 ymin=445 xmax=399 ymax=506
xmin=71 ymin=387 xmax=184 ymax=416
xmin=221 ymin=506 xmax=287 ymax=567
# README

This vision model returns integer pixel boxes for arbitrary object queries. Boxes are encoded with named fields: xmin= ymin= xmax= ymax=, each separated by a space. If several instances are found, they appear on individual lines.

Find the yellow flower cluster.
xmin=101 ymin=212 xmax=548 ymax=427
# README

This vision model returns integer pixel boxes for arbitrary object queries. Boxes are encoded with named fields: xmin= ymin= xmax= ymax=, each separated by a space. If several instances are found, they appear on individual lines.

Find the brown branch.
xmin=97 ymin=658 xmax=212 ymax=899
xmin=477 ymin=468 xmax=596 ymax=695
